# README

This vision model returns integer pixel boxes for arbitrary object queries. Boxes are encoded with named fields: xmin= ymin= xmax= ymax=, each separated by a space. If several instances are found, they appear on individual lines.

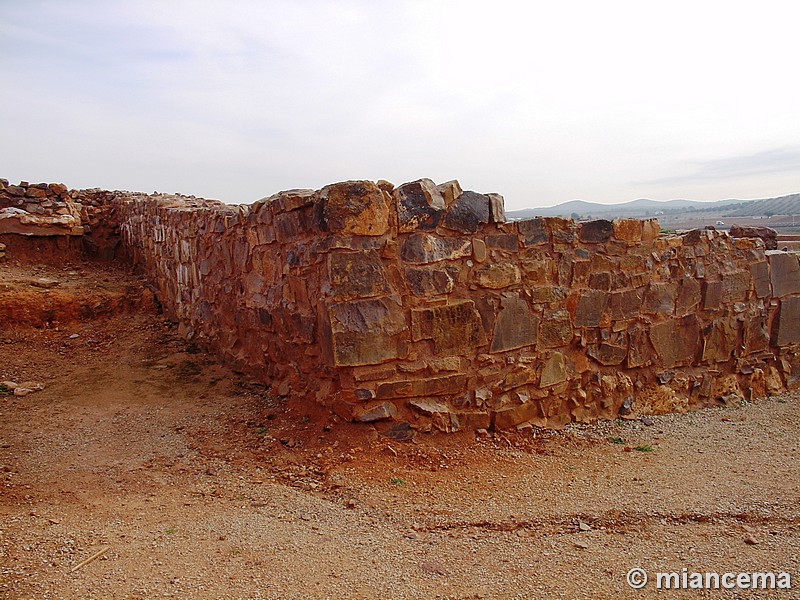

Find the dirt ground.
xmin=1 ymin=261 xmax=799 ymax=599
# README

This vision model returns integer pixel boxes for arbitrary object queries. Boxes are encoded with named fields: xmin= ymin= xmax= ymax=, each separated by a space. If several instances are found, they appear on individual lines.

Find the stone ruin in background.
xmin=2 ymin=177 xmax=799 ymax=432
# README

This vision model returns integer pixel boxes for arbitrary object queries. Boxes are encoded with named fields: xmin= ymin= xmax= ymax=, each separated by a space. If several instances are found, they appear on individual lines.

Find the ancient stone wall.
xmin=110 ymin=178 xmax=800 ymax=432
xmin=3 ymin=176 xmax=799 ymax=431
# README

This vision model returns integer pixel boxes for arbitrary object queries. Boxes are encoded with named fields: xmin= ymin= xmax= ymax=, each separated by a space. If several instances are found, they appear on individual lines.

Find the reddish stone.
xmin=539 ymin=310 xmax=573 ymax=348
xmin=517 ymin=218 xmax=548 ymax=246
xmin=574 ymin=290 xmax=607 ymax=327
xmin=771 ymin=296 xmax=800 ymax=346
xmin=721 ymin=270 xmax=751 ymax=302
xmin=767 ymin=252 xmax=800 ymax=297
xmin=642 ymin=283 xmax=677 ymax=314
xmin=490 ymin=294 xmax=539 ymax=352
xmin=675 ymin=277 xmax=702 ymax=315
xmin=578 ymin=220 xmax=613 ymax=243
xmin=405 ymin=266 xmax=457 ymax=296
xmin=394 ymin=179 xmax=444 ymax=232
xmin=441 ymin=191 xmax=490 ymax=234
xmin=327 ymin=295 xmax=408 ymax=366
xmin=328 ymin=251 xmax=389 ymax=299
xmin=319 ymin=180 xmax=389 ymax=236
xmin=473 ymin=262 xmax=521 ymax=289
xmin=486 ymin=234 xmax=518 ymax=252
xmin=750 ymin=262 xmax=771 ymax=298
xmin=649 ymin=315 xmax=700 ymax=368
xmin=400 ymin=233 xmax=471 ymax=264
xmin=411 ymin=300 xmax=486 ymax=355
xmin=729 ymin=224 xmax=778 ymax=250
xmin=608 ymin=288 xmax=645 ymax=320
xmin=587 ymin=342 xmax=628 ymax=366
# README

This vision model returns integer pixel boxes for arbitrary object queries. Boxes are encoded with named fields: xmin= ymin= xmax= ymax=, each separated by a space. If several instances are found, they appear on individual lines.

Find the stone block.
xmin=319 ymin=180 xmax=389 ymax=236
xmin=400 ymin=233 xmax=471 ymax=264
xmin=328 ymin=295 xmax=408 ymax=366
xmin=612 ymin=219 xmax=642 ymax=243
xmin=578 ymin=220 xmax=613 ymax=243
xmin=472 ymin=238 xmax=487 ymax=262
xmin=435 ymin=180 xmax=462 ymax=207
xmin=354 ymin=401 xmax=398 ymax=422
xmin=328 ymin=251 xmax=389 ymax=299
xmin=490 ymin=294 xmax=539 ymax=352
xmin=649 ymin=315 xmax=700 ymax=368
xmin=675 ymin=277 xmax=702 ymax=315
xmin=574 ymin=290 xmax=607 ymax=327
xmin=771 ymin=296 xmax=800 ymax=346
xmin=587 ymin=342 xmax=628 ymax=366
xmin=474 ymin=262 xmax=521 ymax=289
xmin=406 ymin=265 xmax=457 ymax=296
xmin=376 ymin=374 xmax=467 ymax=398
xmin=486 ymin=234 xmax=518 ymax=252
xmin=626 ymin=326 xmax=654 ymax=368
xmin=487 ymin=193 xmax=506 ymax=223
xmin=767 ymin=251 xmax=800 ymax=297
xmin=642 ymin=282 xmax=677 ymax=314
xmin=608 ymin=288 xmax=645 ymax=320
xmin=394 ymin=178 xmax=444 ymax=232
xmin=411 ymin=300 xmax=486 ymax=355
xmin=539 ymin=351 xmax=567 ymax=387
xmin=701 ymin=319 xmax=737 ymax=363
xmin=493 ymin=401 xmax=539 ymax=430
xmin=539 ymin=310 xmax=573 ymax=348
xmin=729 ymin=224 xmax=778 ymax=250
xmin=517 ymin=218 xmax=548 ymax=246
xmin=702 ymin=280 xmax=722 ymax=310
xmin=750 ymin=261 xmax=771 ymax=298
xmin=441 ymin=191 xmax=490 ymax=234
xmin=721 ymin=270 xmax=751 ymax=302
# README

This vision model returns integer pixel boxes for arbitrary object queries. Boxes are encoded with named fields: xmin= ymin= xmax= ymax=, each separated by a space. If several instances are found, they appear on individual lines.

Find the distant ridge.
xmin=506 ymin=193 xmax=800 ymax=220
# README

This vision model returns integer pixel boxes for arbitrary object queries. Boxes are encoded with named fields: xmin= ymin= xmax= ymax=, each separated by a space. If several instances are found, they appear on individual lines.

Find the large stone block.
xmin=721 ymin=270 xmax=751 ymax=302
xmin=406 ymin=265 xmax=458 ymax=296
xmin=675 ymin=277 xmax=702 ymax=315
xmin=587 ymin=342 xmax=628 ymax=366
xmin=490 ymin=294 xmax=539 ymax=352
xmin=771 ymin=296 xmax=800 ymax=346
xmin=474 ymin=263 xmax=521 ymax=289
xmin=578 ymin=220 xmax=613 ymax=243
xmin=518 ymin=218 xmax=548 ymax=246
xmin=574 ymin=290 xmax=607 ymax=327
xmin=493 ymin=401 xmax=539 ymax=430
xmin=318 ymin=180 xmax=389 ymax=236
xmin=539 ymin=352 xmax=567 ymax=387
xmin=376 ymin=374 xmax=468 ymax=398
xmin=328 ymin=251 xmax=389 ymax=299
xmin=608 ymin=288 xmax=645 ymax=320
xmin=642 ymin=283 xmax=677 ymax=314
xmin=441 ymin=191 xmax=490 ymax=234
xmin=729 ymin=224 xmax=778 ymax=250
xmin=702 ymin=280 xmax=723 ymax=310
xmin=701 ymin=319 xmax=737 ymax=363
xmin=400 ymin=233 xmax=471 ymax=264
xmin=649 ymin=315 xmax=700 ymax=368
xmin=394 ymin=179 xmax=444 ymax=232
xmin=612 ymin=219 xmax=643 ymax=243
xmin=411 ymin=300 xmax=486 ymax=355
xmin=539 ymin=310 xmax=573 ymax=348
xmin=750 ymin=261 xmax=771 ymax=298
xmin=767 ymin=251 xmax=800 ymax=297
xmin=328 ymin=295 xmax=408 ymax=366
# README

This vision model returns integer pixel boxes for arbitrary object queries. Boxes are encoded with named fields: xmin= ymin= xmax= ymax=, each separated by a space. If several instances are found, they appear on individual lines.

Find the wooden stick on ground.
xmin=70 ymin=545 xmax=111 ymax=573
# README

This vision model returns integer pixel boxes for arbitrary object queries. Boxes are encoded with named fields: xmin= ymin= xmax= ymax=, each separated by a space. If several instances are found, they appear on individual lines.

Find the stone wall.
xmin=3 ymin=176 xmax=800 ymax=431
xmin=112 ymin=178 xmax=800 ymax=432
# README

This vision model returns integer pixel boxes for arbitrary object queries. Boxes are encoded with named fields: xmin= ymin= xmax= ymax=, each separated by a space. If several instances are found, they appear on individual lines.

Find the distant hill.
xmin=507 ymin=193 xmax=800 ymax=220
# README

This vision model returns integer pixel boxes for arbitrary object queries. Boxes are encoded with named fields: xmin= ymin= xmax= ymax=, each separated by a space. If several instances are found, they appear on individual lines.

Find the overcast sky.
xmin=2 ymin=0 xmax=798 ymax=210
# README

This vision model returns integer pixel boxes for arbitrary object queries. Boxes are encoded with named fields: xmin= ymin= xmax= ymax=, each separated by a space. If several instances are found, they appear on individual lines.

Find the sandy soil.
xmin=1 ymin=261 xmax=799 ymax=599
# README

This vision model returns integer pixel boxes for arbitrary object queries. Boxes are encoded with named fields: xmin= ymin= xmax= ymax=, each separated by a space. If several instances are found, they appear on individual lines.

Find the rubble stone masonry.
xmin=3 ymin=177 xmax=799 ymax=431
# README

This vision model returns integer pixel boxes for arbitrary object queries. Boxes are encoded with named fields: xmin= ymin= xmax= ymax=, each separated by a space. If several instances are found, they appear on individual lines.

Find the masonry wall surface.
xmin=3 ymin=177 xmax=800 ymax=431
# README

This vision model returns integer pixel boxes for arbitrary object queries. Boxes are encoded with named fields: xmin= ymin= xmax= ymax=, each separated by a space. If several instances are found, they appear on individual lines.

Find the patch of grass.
xmin=165 ymin=527 xmax=177 ymax=535
xmin=633 ymin=444 xmax=655 ymax=452
xmin=608 ymin=436 xmax=626 ymax=444
xmin=255 ymin=427 xmax=268 ymax=435
xmin=0 ymin=384 xmax=11 ymax=396
xmin=390 ymin=477 xmax=406 ymax=486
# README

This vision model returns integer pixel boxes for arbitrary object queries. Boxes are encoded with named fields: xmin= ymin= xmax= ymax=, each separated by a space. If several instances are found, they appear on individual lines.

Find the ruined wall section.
xmin=112 ymin=178 xmax=800 ymax=432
